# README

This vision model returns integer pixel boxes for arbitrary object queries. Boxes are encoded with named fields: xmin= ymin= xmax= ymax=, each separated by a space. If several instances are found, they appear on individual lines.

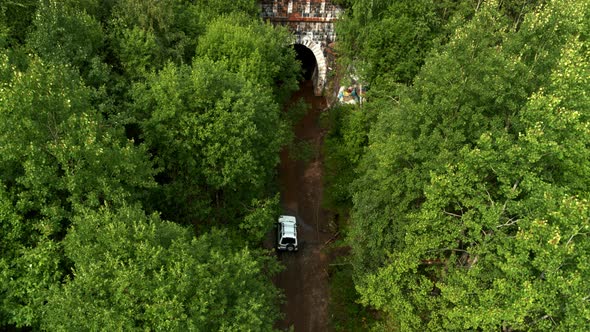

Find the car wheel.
xmin=287 ymin=244 xmax=295 ymax=252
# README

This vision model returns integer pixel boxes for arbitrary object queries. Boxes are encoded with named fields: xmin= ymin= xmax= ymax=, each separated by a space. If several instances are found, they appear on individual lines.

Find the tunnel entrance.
xmin=294 ymin=44 xmax=318 ymax=81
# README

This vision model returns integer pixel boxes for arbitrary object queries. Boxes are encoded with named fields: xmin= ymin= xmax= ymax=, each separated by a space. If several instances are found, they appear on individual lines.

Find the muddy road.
xmin=275 ymin=79 xmax=334 ymax=332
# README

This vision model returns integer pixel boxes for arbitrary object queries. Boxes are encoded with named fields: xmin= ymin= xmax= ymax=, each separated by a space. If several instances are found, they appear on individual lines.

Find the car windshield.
xmin=281 ymin=237 xmax=296 ymax=245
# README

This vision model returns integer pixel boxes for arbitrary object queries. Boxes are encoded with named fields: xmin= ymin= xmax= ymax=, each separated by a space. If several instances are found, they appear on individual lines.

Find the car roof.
xmin=279 ymin=215 xmax=296 ymax=224
xmin=279 ymin=215 xmax=297 ymax=238
xmin=282 ymin=223 xmax=296 ymax=237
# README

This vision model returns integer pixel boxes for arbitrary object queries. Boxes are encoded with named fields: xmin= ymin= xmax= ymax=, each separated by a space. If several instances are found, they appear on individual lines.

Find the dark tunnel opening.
xmin=294 ymin=44 xmax=317 ymax=81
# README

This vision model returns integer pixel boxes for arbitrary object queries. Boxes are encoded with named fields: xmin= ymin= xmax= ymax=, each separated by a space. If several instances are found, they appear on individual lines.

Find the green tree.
xmin=348 ymin=0 xmax=590 ymax=329
xmin=0 ymin=0 xmax=38 ymax=46
xmin=196 ymin=13 xmax=300 ymax=102
xmin=336 ymin=0 xmax=472 ymax=85
xmin=322 ymin=104 xmax=370 ymax=213
xmin=132 ymin=59 xmax=287 ymax=229
xmin=109 ymin=0 xmax=183 ymax=79
xmin=41 ymin=204 xmax=282 ymax=331
xmin=0 ymin=55 xmax=155 ymax=327
xmin=195 ymin=0 xmax=259 ymax=19
xmin=107 ymin=0 xmax=259 ymax=80
xmin=26 ymin=0 xmax=118 ymax=115
xmin=1 ymin=1 xmax=301 ymax=329
xmin=28 ymin=0 xmax=104 ymax=70
xmin=335 ymin=0 xmax=545 ymax=86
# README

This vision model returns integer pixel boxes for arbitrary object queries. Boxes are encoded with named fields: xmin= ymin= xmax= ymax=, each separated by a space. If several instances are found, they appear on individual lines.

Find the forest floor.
xmin=274 ymin=79 xmax=336 ymax=331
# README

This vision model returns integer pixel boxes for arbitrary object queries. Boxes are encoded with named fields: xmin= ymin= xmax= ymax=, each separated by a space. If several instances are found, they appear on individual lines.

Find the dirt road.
xmin=275 ymin=80 xmax=334 ymax=332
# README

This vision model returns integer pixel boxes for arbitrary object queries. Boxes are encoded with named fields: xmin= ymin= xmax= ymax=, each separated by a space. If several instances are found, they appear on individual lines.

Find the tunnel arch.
xmin=294 ymin=37 xmax=326 ymax=96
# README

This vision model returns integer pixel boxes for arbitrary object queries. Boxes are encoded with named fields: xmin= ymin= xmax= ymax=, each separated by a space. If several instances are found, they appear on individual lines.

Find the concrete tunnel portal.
xmin=261 ymin=0 xmax=340 ymax=96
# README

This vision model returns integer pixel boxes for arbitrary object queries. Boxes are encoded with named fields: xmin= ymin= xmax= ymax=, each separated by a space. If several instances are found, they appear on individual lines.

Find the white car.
xmin=277 ymin=215 xmax=299 ymax=252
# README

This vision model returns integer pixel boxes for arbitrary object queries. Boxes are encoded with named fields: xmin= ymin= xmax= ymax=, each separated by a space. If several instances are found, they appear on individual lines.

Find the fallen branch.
xmin=324 ymin=231 xmax=340 ymax=246
xmin=329 ymin=262 xmax=352 ymax=267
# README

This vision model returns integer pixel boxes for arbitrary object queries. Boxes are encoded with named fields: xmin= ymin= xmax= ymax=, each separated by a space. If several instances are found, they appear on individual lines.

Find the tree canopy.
xmin=4 ymin=0 xmax=590 ymax=330
xmin=328 ymin=0 xmax=590 ymax=330
xmin=132 ymin=58 xmax=288 ymax=228
xmin=42 ymin=204 xmax=281 ymax=331
xmin=1 ymin=0 xmax=297 ymax=329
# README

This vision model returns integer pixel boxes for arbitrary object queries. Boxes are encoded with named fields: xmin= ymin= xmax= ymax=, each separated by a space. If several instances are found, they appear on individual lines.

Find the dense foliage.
xmin=1 ymin=0 xmax=298 ymax=329
xmin=4 ymin=0 xmax=590 ymax=330
xmin=42 ymin=205 xmax=281 ymax=331
xmin=328 ymin=0 xmax=590 ymax=330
